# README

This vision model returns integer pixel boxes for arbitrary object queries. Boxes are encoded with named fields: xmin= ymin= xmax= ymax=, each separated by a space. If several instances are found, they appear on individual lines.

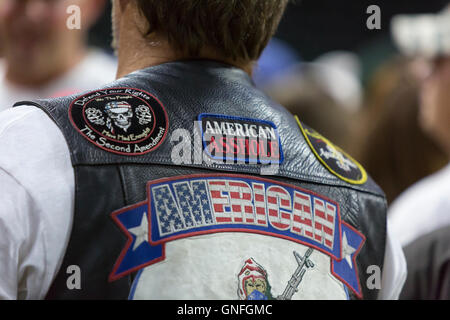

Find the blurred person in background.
xmin=0 ymin=28 xmax=3 ymax=57
xmin=252 ymin=37 xmax=302 ymax=90
xmin=265 ymin=65 xmax=354 ymax=150
xmin=400 ymin=225 xmax=450 ymax=299
xmin=0 ymin=0 xmax=116 ymax=112
xmin=353 ymin=56 xmax=447 ymax=205
xmin=387 ymin=5 xmax=450 ymax=300
xmin=264 ymin=51 xmax=363 ymax=151
xmin=388 ymin=4 xmax=450 ymax=248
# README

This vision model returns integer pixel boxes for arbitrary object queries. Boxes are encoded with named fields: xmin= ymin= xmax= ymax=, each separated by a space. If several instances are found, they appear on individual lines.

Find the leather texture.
xmin=15 ymin=60 xmax=387 ymax=300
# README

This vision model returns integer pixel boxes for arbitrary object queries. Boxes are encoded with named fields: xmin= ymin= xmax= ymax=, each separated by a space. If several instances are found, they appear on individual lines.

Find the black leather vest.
xmin=16 ymin=60 xmax=387 ymax=300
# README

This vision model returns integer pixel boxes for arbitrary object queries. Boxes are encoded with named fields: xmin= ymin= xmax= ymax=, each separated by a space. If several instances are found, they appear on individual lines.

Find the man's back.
xmin=1 ymin=60 xmax=393 ymax=299
xmin=0 ymin=0 xmax=406 ymax=300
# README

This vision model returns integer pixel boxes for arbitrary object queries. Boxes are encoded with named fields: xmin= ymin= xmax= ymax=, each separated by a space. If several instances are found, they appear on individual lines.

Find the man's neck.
xmin=114 ymin=33 xmax=253 ymax=79
xmin=113 ymin=0 xmax=253 ymax=80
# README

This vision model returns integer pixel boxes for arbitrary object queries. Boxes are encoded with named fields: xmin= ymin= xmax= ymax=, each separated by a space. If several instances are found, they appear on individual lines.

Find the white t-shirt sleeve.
xmin=0 ymin=106 xmax=74 ymax=299
xmin=377 ymin=223 xmax=407 ymax=300
xmin=0 ymin=168 xmax=41 ymax=299
xmin=388 ymin=164 xmax=450 ymax=247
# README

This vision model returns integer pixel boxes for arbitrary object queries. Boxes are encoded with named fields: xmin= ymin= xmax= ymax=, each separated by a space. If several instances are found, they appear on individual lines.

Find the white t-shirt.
xmin=388 ymin=163 xmax=450 ymax=247
xmin=0 ymin=105 xmax=407 ymax=300
xmin=0 ymin=50 xmax=117 ymax=112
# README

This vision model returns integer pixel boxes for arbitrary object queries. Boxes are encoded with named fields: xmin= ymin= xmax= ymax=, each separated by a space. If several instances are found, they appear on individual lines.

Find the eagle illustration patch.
xmin=69 ymin=87 xmax=168 ymax=156
xmin=295 ymin=116 xmax=367 ymax=184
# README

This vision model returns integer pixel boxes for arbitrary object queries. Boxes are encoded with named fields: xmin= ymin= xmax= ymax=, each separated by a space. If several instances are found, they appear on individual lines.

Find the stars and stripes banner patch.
xmin=109 ymin=173 xmax=365 ymax=297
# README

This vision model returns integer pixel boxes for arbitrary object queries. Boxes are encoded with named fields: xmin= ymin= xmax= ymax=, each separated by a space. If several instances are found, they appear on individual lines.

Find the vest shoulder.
xmin=11 ymin=66 xmax=386 ymax=199
xmin=294 ymin=116 xmax=385 ymax=197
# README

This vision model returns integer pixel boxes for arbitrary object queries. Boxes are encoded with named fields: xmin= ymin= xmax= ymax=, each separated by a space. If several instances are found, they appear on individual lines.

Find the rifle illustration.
xmin=277 ymin=248 xmax=315 ymax=300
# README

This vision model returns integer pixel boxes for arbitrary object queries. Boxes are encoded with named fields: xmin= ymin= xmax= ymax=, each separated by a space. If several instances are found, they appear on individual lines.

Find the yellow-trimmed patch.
xmin=295 ymin=116 xmax=367 ymax=185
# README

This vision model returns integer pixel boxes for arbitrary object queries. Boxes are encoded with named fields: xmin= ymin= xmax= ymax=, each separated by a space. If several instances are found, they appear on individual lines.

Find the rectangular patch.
xmin=198 ymin=113 xmax=284 ymax=164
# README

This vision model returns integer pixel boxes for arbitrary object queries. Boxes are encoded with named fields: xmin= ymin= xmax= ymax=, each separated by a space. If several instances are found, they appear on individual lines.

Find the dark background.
xmin=276 ymin=0 xmax=447 ymax=59
xmin=89 ymin=0 xmax=448 ymax=84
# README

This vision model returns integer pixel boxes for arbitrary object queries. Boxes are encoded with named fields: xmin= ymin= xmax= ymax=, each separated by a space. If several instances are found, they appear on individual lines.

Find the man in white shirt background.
xmin=388 ymin=5 xmax=450 ymax=299
xmin=0 ymin=0 xmax=116 ymax=111
xmin=389 ymin=6 xmax=450 ymax=248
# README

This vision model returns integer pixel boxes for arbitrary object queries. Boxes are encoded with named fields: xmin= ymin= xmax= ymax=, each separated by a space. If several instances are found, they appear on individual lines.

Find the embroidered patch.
xmin=238 ymin=257 xmax=274 ymax=300
xmin=237 ymin=249 xmax=315 ymax=300
xmin=109 ymin=173 xmax=365 ymax=298
xmin=198 ymin=114 xmax=283 ymax=164
xmin=69 ymin=87 xmax=168 ymax=155
xmin=295 ymin=116 xmax=367 ymax=184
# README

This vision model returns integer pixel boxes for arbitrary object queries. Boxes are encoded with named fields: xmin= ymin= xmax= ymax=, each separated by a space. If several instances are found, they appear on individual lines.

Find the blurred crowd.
xmin=0 ymin=0 xmax=116 ymax=111
xmin=258 ymin=4 xmax=450 ymax=300
xmin=0 ymin=0 xmax=449 ymax=300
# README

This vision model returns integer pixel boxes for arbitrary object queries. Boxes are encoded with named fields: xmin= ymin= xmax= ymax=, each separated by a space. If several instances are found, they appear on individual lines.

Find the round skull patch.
xmin=69 ymin=87 xmax=168 ymax=156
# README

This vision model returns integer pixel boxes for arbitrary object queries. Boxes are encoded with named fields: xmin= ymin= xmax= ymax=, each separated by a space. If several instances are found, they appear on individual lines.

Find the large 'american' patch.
xmin=110 ymin=174 xmax=365 ymax=299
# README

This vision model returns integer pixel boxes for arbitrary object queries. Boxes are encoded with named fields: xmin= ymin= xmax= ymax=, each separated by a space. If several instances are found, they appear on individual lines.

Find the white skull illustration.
xmin=104 ymin=101 xmax=133 ymax=132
